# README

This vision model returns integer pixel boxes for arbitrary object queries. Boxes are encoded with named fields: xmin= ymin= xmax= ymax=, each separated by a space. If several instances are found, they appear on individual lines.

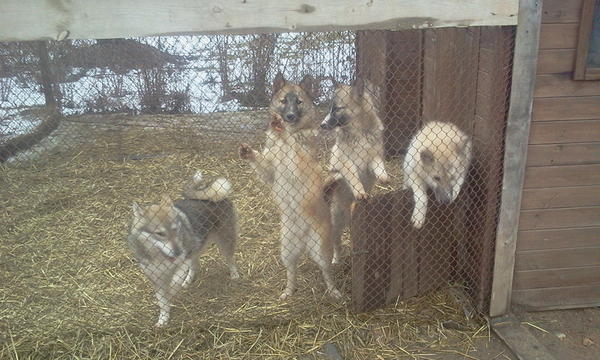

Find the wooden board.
xmin=492 ymin=314 xmax=558 ymax=360
xmin=534 ymin=74 xmax=600 ymax=98
xmin=532 ymin=97 xmax=600 ymax=121
xmin=525 ymin=143 xmax=600 ymax=166
xmin=0 ymin=0 xmax=519 ymax=42
xmin=528 ymin=119 xmax=600 ymax=144
xmin=490 ymin=0 xmax=542 ymax=317
xmin=512 ymin=284 xmax=600 ymax=310
xmin=517 ymin=227 xmax=600 ymax=251
xmin=536 ymin=49 xmax=576 ymax=74
xmin=542 ymin=0 xmax=584 ymax=24
xmin=521 ymin=185 xmax=600 ymax=209
xmin=515 ymin=247 xmax=600 ymax=270
xmin=523 ymin=164 xmax=600 ymax=188
xmin=514 ymin=266 xmax=600 ymax=289
xmin=518 ymin=206 xmax=600 ymax=230
xmin=539 ymin=23 xmax=579 ymax=49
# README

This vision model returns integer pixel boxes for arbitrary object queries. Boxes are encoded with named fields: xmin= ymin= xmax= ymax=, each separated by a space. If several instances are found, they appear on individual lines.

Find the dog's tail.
xmin=322 ymin=176 xmax=340 ymax=205
xmin=182 ymin=170 xmax=232 ymax=202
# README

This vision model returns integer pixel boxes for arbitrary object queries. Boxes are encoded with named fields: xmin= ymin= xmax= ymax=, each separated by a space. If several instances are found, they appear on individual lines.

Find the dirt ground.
xmin=433 ymin=306 xmax=600 ymax=360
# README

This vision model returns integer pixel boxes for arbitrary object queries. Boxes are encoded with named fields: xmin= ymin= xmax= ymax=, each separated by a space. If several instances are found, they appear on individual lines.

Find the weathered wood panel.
xmin=529 ymin=120 xmax=600 ymax=144
xmin=518 ymin=206 xmax=600 ymax=230
xmin=512 ymin=285 xmax=600 ymax=310
xmin=490 ymin=0 xmax=542 ymax=317
xmin=351 ymin=191 xmax=441 ymax=312
xmin=532 ymin=96 xmax=600 ymax=121
xmin=536 ymin=49 xmax=576 ymax=74
xmin=383 ymin=30 xmax=423 ymax=155
xmin=542 ymin=0 xmax=584 ymax=24
xmin=534 ymin=74 xmax=600 ymax=98
xmin=514 ymin=266 xmax=600 ymax=289
xmin=523 ymin=164 xmax=600 ymax=188
xmin=0 ymin=0 xmax=519 ymax=42
xmin=521 ymin=185 xmax=600 ymax=209
xmin=539 ymin=23 xmax=579 ymax=49
xmin=526 ymin=143 xmax=600 ymax=166
xmin=516 ymin=227 xmax=600 ymax=251
xmin=515 ymin=247 xmax=600 ymax=270
xmin=422 ymin=27 xmax=479 ymax=132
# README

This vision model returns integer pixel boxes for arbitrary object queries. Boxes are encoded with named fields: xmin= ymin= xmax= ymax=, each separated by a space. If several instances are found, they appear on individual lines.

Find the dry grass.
xmin=0 ymin=112 xmax=487 ymax=359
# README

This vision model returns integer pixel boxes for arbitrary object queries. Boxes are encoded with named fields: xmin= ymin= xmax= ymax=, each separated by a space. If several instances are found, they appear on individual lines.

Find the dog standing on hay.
xmin=403 ymin=121 xmax=473 ymax=229
xmin=126 ymin=171 xmax=240 ymax=328
xmin=320 ymin=76 xmax=389 ymax=263
xmin=239 ymin=114 xmax=342 ymax=301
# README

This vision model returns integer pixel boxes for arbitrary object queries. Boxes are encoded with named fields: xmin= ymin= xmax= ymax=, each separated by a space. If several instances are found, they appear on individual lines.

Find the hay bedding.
xmin=1 ymin=112 xmax=486 ymax=359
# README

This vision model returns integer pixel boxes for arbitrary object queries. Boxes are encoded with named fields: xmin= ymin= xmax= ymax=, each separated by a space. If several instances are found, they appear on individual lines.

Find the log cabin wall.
xmin=512 ymin=0 xmax=600 ymax=310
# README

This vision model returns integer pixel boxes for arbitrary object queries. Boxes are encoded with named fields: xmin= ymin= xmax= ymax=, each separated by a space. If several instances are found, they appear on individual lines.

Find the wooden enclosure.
xmin=510 ymin=0 xmax=600 ymax=310
xmin=5 ymin=0 xmax=594 ymax=318
xmin=353 ymin=27 xmax=513 ymax=313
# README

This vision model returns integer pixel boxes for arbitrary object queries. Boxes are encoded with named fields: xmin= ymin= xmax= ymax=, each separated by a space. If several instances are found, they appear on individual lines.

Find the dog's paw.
xmin=378 ymin=173 xmax=390 ymax=185
xmin=355 ymin=193 xmax=370 ymax=201
xmin=153 ymin=322 xmax=168 ymax=330
xmin=328 ymin=288 xmax=343 ymax=300
xmin=411 ymin=216 xmax=425 ymax=229
xmin=238 ymin=143 xmax=255 ymax=160
xmin=270 ymin=114 xmax=284 ymax=132
xmin=279 ymin=289 xmax=294 ymax=301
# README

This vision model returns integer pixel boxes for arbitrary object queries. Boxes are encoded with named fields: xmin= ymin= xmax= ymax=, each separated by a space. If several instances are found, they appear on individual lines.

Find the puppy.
xmin=403 ymin=121 xmax=473 ymax=229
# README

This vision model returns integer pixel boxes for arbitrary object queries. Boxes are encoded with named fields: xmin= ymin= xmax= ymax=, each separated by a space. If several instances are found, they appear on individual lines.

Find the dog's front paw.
xmin=238 ymin=143 xmax=255 ymax=160
xmin=355 ymin=193 xmax=370 ymax=201
xmin=378 ymin=173 xmax=390 ymax=185
xmin=270 ymin=114 xmax=284 ymax=132
xmin=411 ymin=215 xmax=425 ymax=229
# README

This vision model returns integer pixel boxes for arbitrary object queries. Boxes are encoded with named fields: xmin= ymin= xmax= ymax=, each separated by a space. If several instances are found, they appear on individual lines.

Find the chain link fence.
xmin=1 ymin=28 xmax=514 ymax=358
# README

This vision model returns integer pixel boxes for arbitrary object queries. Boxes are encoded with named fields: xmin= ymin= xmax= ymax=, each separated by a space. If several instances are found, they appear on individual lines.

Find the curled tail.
xmin=182 ymin=170 xmax=232 ymax=202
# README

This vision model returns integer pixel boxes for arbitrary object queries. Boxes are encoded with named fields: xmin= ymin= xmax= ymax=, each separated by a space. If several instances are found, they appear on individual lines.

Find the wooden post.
xmin=489 ymin=0 xmax=543 ymax=317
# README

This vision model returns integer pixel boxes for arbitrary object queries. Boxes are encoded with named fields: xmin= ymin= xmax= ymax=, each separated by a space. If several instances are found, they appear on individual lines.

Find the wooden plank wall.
xmin=352 ymin=27 xmax=512 ymax=313
xmin=512 ymin=0 xmax=600 ymax=310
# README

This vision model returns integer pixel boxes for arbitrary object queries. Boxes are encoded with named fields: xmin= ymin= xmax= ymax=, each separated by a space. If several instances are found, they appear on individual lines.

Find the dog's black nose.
xmin=285 ymin=113 xmax=297 ymax=122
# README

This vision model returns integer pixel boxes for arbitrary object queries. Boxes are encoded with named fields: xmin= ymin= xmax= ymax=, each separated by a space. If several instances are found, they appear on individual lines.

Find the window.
xmin=574 ymin=0 xmax=600 ymax=80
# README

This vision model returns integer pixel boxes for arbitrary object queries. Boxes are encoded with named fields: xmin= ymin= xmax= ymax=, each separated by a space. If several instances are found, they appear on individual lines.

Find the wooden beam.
xmin=0 ymin=0 xmax=519 ymax=41
xmin=491 ymin=314 xmax=557 ymax=360
xmin=489 ymin=0 xmax=543 ymax=318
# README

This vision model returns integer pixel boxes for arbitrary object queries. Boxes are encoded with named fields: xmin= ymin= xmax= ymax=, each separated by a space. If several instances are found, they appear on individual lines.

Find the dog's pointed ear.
xmin=273 ymin=72 xmax=286 ymax=94
xmin=353 ymin=76 xmax=365 ymax=98
xmin=420 ymin=149 xmax=435 ymax=165
xmin=132 ymin=201 xmax=144 ymax=219
xmin=300 ymin=74 xmax=319 ymax=102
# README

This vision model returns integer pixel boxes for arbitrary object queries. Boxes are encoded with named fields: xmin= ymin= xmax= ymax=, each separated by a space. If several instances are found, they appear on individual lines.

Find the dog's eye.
xmin=280 ymin=99 xmax=287 ymax=104
xmin=154 ymin=231 xmax=166 ymax=237
xmin=433 ymin=176 xmax=442 ymax=182
xmin=296 ymin=99 xmax=302 ymax=105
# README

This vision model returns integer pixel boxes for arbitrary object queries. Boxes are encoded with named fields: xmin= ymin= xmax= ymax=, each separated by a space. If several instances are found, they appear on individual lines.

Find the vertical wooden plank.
xmin=383 ymin=30 xmax=423 ymax=155
xmin=418 ymin=194 xmax=458 ymax=294
xmin=465 ymin=27 xmax=513 ymax=313
xmin=422 ymin=27 xmax=480 ymax=132
xmin=490 ymin=0 xmax=543 ymax=318
xmin=351 ymin=195 xmax=393 ymax=312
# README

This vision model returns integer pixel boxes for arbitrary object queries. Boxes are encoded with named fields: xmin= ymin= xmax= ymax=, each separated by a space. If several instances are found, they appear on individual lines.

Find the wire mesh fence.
xmin=0 ymin=28 xmax=514 ymax=358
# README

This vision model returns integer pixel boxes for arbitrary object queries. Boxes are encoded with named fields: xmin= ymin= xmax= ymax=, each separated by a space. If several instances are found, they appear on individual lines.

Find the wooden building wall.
xmin=512 ymin=0 xmax=600 ymax=310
